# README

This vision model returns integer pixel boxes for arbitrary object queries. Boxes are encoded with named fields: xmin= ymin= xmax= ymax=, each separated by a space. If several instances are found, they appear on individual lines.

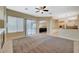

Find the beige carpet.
xmin=13 ymin=34 xmax=74 ymax=53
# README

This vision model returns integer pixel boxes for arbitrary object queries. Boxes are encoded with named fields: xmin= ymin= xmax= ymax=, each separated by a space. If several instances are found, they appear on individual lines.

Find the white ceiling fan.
xmin=35 ymin=6 xmax=49 ymax=14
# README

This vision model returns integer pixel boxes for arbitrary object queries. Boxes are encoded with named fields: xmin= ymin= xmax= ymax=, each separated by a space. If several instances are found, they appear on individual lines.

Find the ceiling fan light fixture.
xmin=35 ymin=6 xmax=49 ymax=14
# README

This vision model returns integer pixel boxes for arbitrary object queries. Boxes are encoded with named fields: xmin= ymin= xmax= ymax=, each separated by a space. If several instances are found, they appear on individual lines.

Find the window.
xmin=8 ymin=16 xmax=17 ymax=33
xmin=16 ymin=18 xmax=24 ymax=32
xmin=8 ymin=16 xmax=24 ymax=33
xmin=26 ymin=20 xmax=36 ymax=36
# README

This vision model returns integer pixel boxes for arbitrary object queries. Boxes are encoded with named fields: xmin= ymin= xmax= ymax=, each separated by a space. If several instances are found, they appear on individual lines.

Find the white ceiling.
xmin=7 ymin=6 xmax=79 ymax=18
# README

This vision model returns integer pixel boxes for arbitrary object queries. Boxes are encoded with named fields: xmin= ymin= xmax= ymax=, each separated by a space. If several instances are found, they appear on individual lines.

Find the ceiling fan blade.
xmin=43 ymin=10 xmax=48 ymax=12
xmin=43 ymin=6 xmax=46 ymax=9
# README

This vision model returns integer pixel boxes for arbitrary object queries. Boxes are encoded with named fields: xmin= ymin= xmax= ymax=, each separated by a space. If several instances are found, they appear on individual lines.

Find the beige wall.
xmin=0 ymin=20 xmax=4 ymax=28
xmin=6 ymin=32 xmax=25 ymax=40
xmin=48 ymin=17 xmax=60 ymax=34
xmin=0 ymin=6 xmax=5 ymax=28
xmin=0 ymin=6 xmax=6 ymax=49
xmin=39 ymin=21 xmax=48 ymax=28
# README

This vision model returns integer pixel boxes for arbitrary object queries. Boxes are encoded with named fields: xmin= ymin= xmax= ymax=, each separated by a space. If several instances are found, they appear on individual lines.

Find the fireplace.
xmin=39 ymin=28 xmax=47 ymax=33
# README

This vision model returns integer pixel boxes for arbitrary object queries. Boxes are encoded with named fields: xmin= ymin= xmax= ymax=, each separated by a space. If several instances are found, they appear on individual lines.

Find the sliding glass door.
xmin=26 ymin=20 xmax=36 ymax=36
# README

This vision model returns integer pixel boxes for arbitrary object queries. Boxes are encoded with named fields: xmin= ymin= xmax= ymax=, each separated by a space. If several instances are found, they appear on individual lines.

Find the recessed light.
xmin=49 ymin=12 xmax=52 ymax=14
xmin=25 ymin=8 xmax=28 ymax=10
